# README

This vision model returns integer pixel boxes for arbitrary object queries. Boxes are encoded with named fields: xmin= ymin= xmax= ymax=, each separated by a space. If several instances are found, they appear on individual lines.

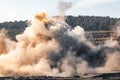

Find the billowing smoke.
xmin=58 ymin=1 xmax=72 ymax=15
xmin=0 ymin=12 xmax=120 ymax=77
xmin=58 ymin=1 xmax=72 ymax=20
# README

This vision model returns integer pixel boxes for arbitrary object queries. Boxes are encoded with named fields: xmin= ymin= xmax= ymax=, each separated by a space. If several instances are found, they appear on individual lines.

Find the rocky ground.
xmin=0 ymin=72 xmax=120 ymax=80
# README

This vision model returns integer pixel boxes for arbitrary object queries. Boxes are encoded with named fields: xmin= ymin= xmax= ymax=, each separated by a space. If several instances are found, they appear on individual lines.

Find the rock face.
xmin=0 ymin=72 xmax=120 ymax=80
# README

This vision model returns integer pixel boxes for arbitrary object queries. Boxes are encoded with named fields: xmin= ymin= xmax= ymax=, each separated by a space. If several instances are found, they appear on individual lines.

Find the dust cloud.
xmin=0 ymin=1 xmax=120 ymax=77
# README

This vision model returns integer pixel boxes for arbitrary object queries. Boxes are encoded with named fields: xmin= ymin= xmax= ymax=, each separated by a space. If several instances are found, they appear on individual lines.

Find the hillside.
xmin=0 ymin=16 xmax=119 ymax=40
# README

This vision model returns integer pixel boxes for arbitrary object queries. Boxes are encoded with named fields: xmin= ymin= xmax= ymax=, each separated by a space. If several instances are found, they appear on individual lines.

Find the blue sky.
xmin=0 ymin=0 xmax=120 ymax=22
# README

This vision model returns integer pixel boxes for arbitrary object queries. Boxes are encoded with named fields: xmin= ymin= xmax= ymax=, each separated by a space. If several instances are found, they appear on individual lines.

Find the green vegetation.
xmin=66 ymin=16 xmax=119 ymax=30
xmin=0 ymin=20 xmax=27 ymax=40
xmin=0 ymin=16 xmax=119 ymax=40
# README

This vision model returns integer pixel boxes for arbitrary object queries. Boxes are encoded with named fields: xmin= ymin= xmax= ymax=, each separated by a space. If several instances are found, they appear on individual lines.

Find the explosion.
xmin=0 ymin=12 xmax=120 ymax=77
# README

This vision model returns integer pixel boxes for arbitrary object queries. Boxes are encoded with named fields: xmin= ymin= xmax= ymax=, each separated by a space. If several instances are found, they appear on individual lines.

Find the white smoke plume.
xmin=58 ymin=1 xmax=72 ymax=15
xmin=57 ymin=1 xmax=72 ymax=20
xmin=0 ymin=12 xmax=119 ymax=77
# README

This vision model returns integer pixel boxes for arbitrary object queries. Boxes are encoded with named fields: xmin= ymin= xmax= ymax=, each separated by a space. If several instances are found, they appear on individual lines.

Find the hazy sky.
xmin=0 ymin=0 xmax=120 ymax=22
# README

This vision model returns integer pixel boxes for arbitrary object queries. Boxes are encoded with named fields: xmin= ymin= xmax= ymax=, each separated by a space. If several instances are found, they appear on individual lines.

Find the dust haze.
xmin=0 ymin=1 xmax=120 ymax=77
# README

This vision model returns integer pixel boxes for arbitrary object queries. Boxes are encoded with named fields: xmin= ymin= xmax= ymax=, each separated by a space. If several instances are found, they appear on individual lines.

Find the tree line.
xmin=66 ymin=16 xmax=119 ymax=30
xmin=0 ymin=15 xmax=119 ymax=40
xmin=0 ymin=16 xmax=119 ymax=31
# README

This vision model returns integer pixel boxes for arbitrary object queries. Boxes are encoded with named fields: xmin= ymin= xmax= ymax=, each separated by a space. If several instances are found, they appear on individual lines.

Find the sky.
xmin=0 ymin=0 xmax=120 ymax=22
